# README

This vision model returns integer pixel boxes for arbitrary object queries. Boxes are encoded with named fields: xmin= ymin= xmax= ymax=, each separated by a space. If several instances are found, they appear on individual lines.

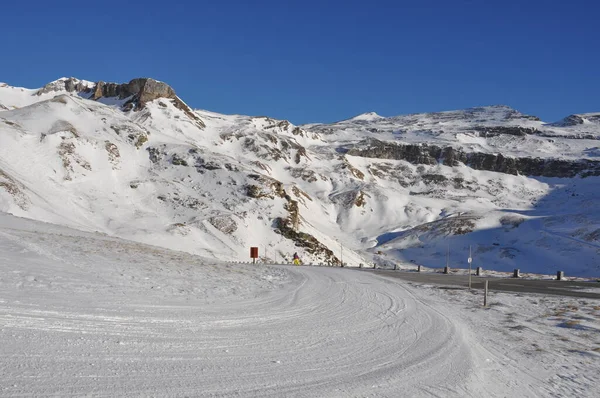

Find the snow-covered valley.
xmin=1 ymin=213 xmax=599 ymax=397
xmin=1 ymin=76 xmax=600 ymax=396
xmin=1 ymin=77 xmax=599 ymax=276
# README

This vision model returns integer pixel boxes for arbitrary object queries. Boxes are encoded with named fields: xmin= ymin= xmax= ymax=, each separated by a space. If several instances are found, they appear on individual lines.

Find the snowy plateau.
xmin=0 ymin=77 xmax=599 ymax=397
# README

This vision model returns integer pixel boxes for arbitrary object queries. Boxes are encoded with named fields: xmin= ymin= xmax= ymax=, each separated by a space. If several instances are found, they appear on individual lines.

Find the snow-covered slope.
xmin=308 ymin=105 xmax=600 ymax=160
xmin=1 ymin=78 xmax=599 ymax=276
xmin=4 ymin=213 xmax=598 ymax=396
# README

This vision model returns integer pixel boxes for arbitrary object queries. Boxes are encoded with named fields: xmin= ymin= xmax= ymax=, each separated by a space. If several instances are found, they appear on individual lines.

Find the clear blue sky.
xmin=1 ymin=0 xmax=598 ymax=124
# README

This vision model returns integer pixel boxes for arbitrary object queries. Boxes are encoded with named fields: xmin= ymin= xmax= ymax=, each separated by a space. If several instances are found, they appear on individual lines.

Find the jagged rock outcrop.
xmin=37 ymin=77 xmax=205 ymax=128
xmin=346 ymin=139 xmax=600 ymax=178
xmin=89 ymin=78 xmax=174 ymax=108
xmin=245 ymin=174 xmax=287 ymax=199
xmin=470 ymin=126 xmax=540 ymax=137
xmin=274 ymin=216 xmax=339 ymax=264
xmin=39 ymin=77 xmax=175 ymax=105
xmin=36 ymin=78 xmax=94 ymax=95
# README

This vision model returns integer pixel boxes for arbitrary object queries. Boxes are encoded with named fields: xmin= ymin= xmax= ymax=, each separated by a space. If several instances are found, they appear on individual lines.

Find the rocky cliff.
xmin=345 ymin=139 xmax=600 ymax=178
xmin=36 ymin=77 xmax=204 ymax=127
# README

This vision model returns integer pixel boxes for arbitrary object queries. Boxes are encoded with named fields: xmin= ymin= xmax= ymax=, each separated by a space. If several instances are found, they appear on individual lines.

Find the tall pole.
xmin=340 ymin=240 xmax=343 ymax=267
xmin=468 ymin=245 xmax=472 ymax=289
xmin=484 ymin=280 xmax=489 ymax=307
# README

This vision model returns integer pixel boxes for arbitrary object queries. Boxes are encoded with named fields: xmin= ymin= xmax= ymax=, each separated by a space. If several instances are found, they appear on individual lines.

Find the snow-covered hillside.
xmin=2 ymin=213 xmax=598 ymax=397
xmin=308 ymin=105 xmax=600 ymax=160
xmin=1 ymin=78 xmax=599 ymax=276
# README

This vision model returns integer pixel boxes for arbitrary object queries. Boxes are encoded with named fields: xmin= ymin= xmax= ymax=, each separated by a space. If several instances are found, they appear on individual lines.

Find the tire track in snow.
xmin=2 ymin=263 xmax=530 ymax=397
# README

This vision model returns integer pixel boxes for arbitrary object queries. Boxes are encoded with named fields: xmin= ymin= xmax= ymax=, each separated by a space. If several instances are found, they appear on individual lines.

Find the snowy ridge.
xmin=1 ymin=78 xmax=599 ymax=276
xmin=550 ymin=112 xmax=600 ymax=127
xmin=347 ymin=111 xmax=384 ymax=121
xmin=307 ymin=105 xmax=600 ymax=160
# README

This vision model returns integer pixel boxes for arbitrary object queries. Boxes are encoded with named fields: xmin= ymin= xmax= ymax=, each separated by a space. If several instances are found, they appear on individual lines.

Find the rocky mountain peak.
xmin=33 ymin=77 xmax=204 ymax=128
xmin=348 ymin=112 xmax=383 ymax=122
xmin=37 ymin=77 xmax=177 ymax=109
xmin=91 ymin=78 xmax=176 ymax=109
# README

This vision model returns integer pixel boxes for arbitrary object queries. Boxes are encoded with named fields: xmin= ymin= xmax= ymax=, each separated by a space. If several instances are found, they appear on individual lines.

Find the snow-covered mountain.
xmin=1 ymin=77 xmax=599 ymax=276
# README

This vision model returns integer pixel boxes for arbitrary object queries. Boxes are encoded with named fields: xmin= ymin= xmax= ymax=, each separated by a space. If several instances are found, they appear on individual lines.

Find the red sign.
xmin=250 ymin=247 xmax=259 ymax=258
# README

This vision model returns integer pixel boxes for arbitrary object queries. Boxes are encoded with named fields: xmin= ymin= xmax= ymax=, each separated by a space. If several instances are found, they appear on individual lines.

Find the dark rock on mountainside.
xmin=38 ymin=77 xmax=176 ymax=105
xmin=471 ymin=126 xmax=540 ymax=137
xmin=274 ymin=216 xmax=339 ymax=265
xmin=37 ymin=77 xmax=205 ymax=128
xmin=346 ymin=139 xmax=600 ymax=178
xmin=91 ymin=78 xmax=176 ymax=108
xmin=551 ymin=113 xmax=600 ymax=127
xmin=36 ymin=78 xmax=94 ymax=95
xmin=556 ymin=114 xmax=586 ymax=126
xmin=64 ymin=79 xmax=92 ymax=94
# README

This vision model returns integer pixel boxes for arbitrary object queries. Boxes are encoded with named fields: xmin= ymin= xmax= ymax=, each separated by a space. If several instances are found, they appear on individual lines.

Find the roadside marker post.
xmin=484 ymin=280 xmax=489 ymax=307
xmin=468 ymin=245 xmax=472 ymax=290
xmin=250 ymin=247 xmax=258 ymax=264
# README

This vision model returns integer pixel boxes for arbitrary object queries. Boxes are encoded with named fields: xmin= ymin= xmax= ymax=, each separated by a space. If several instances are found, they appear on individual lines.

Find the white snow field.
xmin=2 ymin=79 xmax=600 ymax=276
xmin=1 ymin=213 xmax=599 ymax=397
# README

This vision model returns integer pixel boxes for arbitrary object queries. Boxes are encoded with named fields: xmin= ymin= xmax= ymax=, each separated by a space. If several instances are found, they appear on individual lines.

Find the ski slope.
xmin=2 ymin=213 xmax=598 ymax=397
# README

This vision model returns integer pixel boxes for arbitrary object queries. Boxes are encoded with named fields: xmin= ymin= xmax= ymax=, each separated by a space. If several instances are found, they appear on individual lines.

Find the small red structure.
xmin=250 ymin=247 xmax=259 ymax=263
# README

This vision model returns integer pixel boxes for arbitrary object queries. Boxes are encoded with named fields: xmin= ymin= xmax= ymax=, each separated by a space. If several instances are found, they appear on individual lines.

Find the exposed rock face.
xmin=557 ymin=115 xmax=585 ymax=126
xmin=64 ymin=78 xmax=93 ymax=93
xmin=89 ymin=78 xmax=176 ymax=108
xmin=245 ymin=174 xmax=286 ymax=199
xmin=552 ymin=113 xmax=600 ymax=127
xmin=470 ymin=126 xmax=540 ymax=137
xmin=274 ymin=216 xmax=339 ymax=265
xmin=39 ymin=77 xmax=205 ymax=128
xmin=0 ymin=169 xmax=30 ymax=210
xmin=130 ymin=78 xmax=176 ymax=106
xmin=36 ymin=78 xmax=94 ymax=95
xmin=41 ymin=77 xmax=176 ymax=106
xmin=274 ymin=197 xmax=339 ymax=265
xmin=346 ymin=139 xmax=600 ymax=178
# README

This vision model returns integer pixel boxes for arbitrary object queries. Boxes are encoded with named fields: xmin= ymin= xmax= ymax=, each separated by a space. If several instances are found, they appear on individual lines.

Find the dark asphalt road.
xmin=359 ymin=268 xmax=600 ymax=299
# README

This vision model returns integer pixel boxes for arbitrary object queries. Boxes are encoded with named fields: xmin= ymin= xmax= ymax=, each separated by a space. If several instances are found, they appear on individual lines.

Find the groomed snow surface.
xmin=1 ymin=213 xmax=599 ymax=397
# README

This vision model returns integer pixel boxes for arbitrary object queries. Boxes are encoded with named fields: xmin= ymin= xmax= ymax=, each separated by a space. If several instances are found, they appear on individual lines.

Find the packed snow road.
xmin=1 ymin=267 xmax=488 ymax=397
xmin=0 ymin=216 xmax=542 ymax=397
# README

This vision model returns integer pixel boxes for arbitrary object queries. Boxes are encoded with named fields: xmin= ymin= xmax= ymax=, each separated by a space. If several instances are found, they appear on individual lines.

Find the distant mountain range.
xmin=1 ymin=77 xmax=599 ymax=276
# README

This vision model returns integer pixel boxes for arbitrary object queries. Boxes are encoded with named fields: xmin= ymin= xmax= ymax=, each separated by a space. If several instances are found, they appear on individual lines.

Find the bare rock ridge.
xmin=345 ymin=139 xmax=600 ymax=178
xmin=90 ymin=79 xmax=175 ymax=107
xmin=36 ymin=77 xmax=205 ymax=128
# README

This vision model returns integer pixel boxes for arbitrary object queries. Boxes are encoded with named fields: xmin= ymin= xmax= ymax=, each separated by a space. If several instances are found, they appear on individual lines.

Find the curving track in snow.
xmin=2 ymin=265 xmax=510 ymax=396
xmin=1 ymin=217 xmax=539 ymax=397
